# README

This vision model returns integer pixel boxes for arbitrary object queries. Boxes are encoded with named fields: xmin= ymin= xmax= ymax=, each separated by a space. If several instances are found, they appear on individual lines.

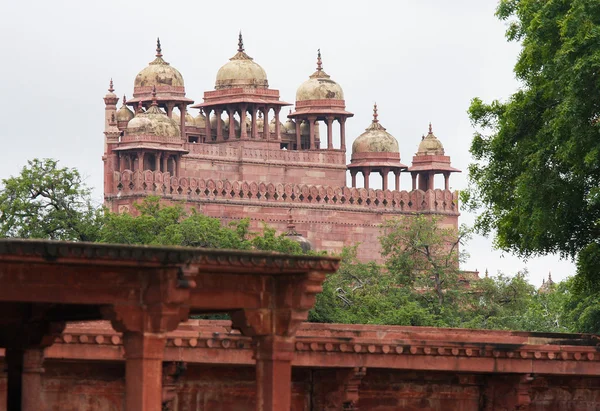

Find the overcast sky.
xmin=2 ymin=0 xmax=574 ymax=285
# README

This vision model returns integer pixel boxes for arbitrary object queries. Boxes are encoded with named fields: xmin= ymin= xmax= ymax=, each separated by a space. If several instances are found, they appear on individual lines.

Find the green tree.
xmin=464 ymin=1 xmax=600 ymax=288
xmin=0 ymin=158 xmax=102 ymax=241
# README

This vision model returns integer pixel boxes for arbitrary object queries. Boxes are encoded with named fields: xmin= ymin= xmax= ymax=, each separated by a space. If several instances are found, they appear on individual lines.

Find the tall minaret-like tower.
xmin=103 ymin=79 xmax=121 ymax=196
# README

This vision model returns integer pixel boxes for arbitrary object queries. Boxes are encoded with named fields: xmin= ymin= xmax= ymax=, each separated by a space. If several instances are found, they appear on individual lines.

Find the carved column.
xmin=381 ymin=168 xmax=389 ymax=191
xmin=274 ymin=107 xmax=281 ymax=141
xmin=228 ymin=106 xmax=236 ymax=140
xmin=155 ymin=153 xmax=161 ymax=172
xmin=175 ymin=155 xmax=181 ymax=177
xmin=263 ymin=107 xmax=270 ymax=140
xmin=255 ymin=335 xmax=295 ymax=411
xmin=102 ymin=267 xmax=194 ymax=411
xmin=326 ymin=116 xmax=334 ymax=149
xmin=351 ymin=170 xmax=357 ymax=188
xmin=339 ymin=118 xmax=347 ymax=151
xmin=428 ymin=172 xmax=435 ymax=190
xmin=251 ymin=106 xmax=258 ymax=139
xmin=240 ymin=104 xmax=248 ymax=140
xmin=179 ymin=104 xmax=186 ymax=142
xmin=162 ymin=155 xmax=168 ymax=175
xmin=295 ymin=120 xmax=301 ymax=150
xmin=166 ymin=103 xmax=174 ymax=118
xmin=363 ymin=169 xmax=370 ymax=190
xmin=411 ymin=172 xmax=417 ymax=191
xmin=394 ymin=170 xmax=401 ymax=191
xmin=444 ymin=172 xmax=450 ymax=190
xmin=21 ymin=348 xmax=45 ymax=411
xmin=215 ymin=109 xmax=223 ymax=142
xmin=308 ymin=116 xmax=316 ymax=150
xmin=203 ymin=108 xmax=212 ymax=142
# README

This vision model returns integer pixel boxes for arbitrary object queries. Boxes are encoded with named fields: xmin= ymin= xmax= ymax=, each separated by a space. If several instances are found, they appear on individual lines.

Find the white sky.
xmin=2 ymin=0 xmax=575 ymax=285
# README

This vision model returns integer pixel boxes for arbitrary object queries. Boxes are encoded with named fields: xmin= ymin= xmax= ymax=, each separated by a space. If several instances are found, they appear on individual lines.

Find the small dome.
xmin=223 ymin=114 xmax=241 ymax=132
xmin=172 ymin=112 xmax=195 ymax=126
xmin=269 ymin=117 xmax=284 ymax=133
xmin=210 ymin=114 xmax=226 ymax=130
xmin=256 ymin=113 xmax=264 ymax=130
xmin=284 ymin=117 xmax=296 ymax=134
xmin=195 ymin=113 xmax=207 ymax=128
xmin=215 ymin=33 xmax=268 ymax=90
xmin=134 ymin=39 xmax=185 ymax=90
xmin=417 ymin=124 xmax=445 ymax=156
xmin=117 ymin=95 xmax=134 ymax=123
xmin=352 ymin=105 xmax=399 ymax=155
xmin=285 ymin=215 xmax=312 ymax=253
xmin=300 ymin=120 xmax=320 ymax=137
xmin=126 ymin=98 xmax=180 ymax=139
xmin=296 ymin=50 xmax=344 ymax=102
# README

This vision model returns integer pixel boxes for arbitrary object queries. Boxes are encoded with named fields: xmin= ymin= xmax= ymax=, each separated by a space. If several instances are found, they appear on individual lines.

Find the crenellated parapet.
xmin=109 ymin=169 xmax=459 ymax=214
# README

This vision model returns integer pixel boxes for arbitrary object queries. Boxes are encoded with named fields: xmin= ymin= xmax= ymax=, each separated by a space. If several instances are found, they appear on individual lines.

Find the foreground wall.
xmin=2 ymin=321 xmax=600 ymax=410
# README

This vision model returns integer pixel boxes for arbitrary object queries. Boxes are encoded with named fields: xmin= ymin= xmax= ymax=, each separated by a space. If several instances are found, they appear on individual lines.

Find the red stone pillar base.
xmin=123 ymin=332 xmax=167 ymax=411
xmin=254 ymin=335 xmax=295 ymax=411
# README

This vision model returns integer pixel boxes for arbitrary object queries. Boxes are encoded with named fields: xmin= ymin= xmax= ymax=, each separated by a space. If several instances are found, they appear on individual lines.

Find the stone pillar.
xmin=339 ymin=367 xmax=367 ymax=411
xmin=228 ymin=106 xmax=236 ymax=140
xmin=251 ymin=106 xmax=258 ymax=139
xmin=351 ymin=170 xmax=357 ymax=188
xmin=119 ymin=153 xmax=125 ymax=173
xmin=295 ymin=120 xmax=301 ymax=150
xmin=363 ymin=169 xmax=370 ymax=190
xmin=394 ymin=170 xmax=401 ymax=191
xmin=6 ymin=348 xmax=23 ymax=411
xmin=215 ymin=109 xmax=223 ymax=142
xmin=155 ymin=153 xmax=161 ymax=172
xmin=176 ymin=155 xmax=181 ymax=177
xmin=444 ymin=172 xmax=450 ymax=190
xmin=22 ymin=348 xmax=45 ymax=411
xmin=263 ymin=107 xmax=270 ymax=140
xmin=411 ymin=172 xmax=417 ymax=191
xmin=136 ymin=152 xmax=143 ymax=172
xmin=254 ymin=336 xmax=295 ymax=411
xmin=179 ymin=104 xmax=186 ymax=142
xmin=274 ymin=107 xmax=281 ymax=141
xmin=308 ymin=116 xmax=316 ymax=150
xmin=326 ymin=116 xmax=334 ymax=149
xmin=123 ymin=332 xmax=167 ymax=411
xmin=162 ymin=155 xmax=168 ymax=174
xmin=203 ymin=108 xmax=212 ymax=142
xmin=166 ymin=103 xmax=174 ymax=118
xmin=381 ymin=168 xmax=389 ymax=191
xmin=340 ymin=118 xmax=347 ymax=151
xmin=428 ymin=172 xmax=434 ymax=190
xmin=240 ymin=104 xmax=248 ymax=140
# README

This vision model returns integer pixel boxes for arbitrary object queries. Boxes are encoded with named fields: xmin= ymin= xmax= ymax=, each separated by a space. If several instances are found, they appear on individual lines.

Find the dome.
xmin=285 ymin=215 xmax=312 ymax=253
xmin=352 ymin=105 xmax=399 ymax=155
xmin=116 ymin=95 xmax=134 ymax=123
xmin=172 ymin=112 xmax=195 ymax=126
xmin=195 ymin=113 xmax=206 ymax=128
xmin=283 ymin=117 xmax=296 ymax=134
xmin=134 ymin=39 xmax=185 ymax=89
xmin=126 ymin=97 xmax=180 ymax=139
xmin=215 ymin=33 xmax=268 ymax=90
xmin=269 ymin=117 xmax=284 ymax=133
xmin=210 ymin=114 xmax=226 ymax=130
xmin=296 ymin=50 xmax=344 ymax=102
xmin=417 ymin=124 xmax=445 ymax=156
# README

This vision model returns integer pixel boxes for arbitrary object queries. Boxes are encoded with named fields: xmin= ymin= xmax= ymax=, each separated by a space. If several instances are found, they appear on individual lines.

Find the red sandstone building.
xmin=1 ymin=35 xmax=599 ymax=411
xmin=102 ymin=35 xmax=460 ymax=261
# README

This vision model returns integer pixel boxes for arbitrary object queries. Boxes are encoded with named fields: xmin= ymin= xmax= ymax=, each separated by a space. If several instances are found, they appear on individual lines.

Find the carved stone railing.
xmin=184 ymin=144 xmax=346 ymax=166
xmin=110 ymin=170 xmax=459 ymax=214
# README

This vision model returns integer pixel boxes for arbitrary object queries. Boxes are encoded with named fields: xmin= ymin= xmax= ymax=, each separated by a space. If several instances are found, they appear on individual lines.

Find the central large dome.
xmin=215 ymin=33 xmax=268 ymax=90
xmin=296 ymin=50 xmax=344 ymax=101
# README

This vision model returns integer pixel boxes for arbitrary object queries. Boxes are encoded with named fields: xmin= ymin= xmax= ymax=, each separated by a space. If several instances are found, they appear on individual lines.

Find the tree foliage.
xmin=0 ymin=159 xmax=102 ymax=241
xmin=464 ymin=0 xmax=600 ymax=288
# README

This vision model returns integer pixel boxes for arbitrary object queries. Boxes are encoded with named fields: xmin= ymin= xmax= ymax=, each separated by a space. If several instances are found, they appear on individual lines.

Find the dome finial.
xmin=548 ymin=271 xmax=552 ymax=282
xmin=316 ymin=49 xmax=323 ymax=72
xmin=108 ymin=78 xmax=114 ymax=93
xmin=287 ymin=209 xmax=298 ymax=235
xmin=238 ymin=31 xmax=244 ymax=53
xmin=151 ymin=85 xmax=158 ymax=107
xmin=429 ymin=122 xmax=433 ymax=134
xmin=156 ymin=37 xmax=162 ymax=58
xmin=373 ymin=103 xmax=379 ymax=123
xmin=122 ymin=94 xmax=127 ymax=105
xmin=137 ymin=100 xmax=144 ymax=114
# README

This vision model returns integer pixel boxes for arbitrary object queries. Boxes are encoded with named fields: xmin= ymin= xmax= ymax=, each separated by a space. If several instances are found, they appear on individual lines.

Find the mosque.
xmin=102 ymin=34 xmax=460 ymax=261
